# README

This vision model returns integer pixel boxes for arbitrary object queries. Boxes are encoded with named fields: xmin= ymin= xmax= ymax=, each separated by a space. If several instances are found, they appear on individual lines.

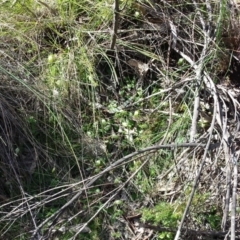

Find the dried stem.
xmin=231 ymin=151 xmax=238 ymax=240
xmin=174 ymin=74 xmax=218 ymax=240
xmin=110 ymin=0 xmax=120 ymax=49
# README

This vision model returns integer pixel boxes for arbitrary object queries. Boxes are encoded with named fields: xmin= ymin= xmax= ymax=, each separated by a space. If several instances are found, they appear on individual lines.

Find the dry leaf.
xmin=128 ymin=59 xmax=149 ymax=77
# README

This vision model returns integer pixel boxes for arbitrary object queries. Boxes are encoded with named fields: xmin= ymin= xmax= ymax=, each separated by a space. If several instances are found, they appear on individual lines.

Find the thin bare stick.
xmin=172 ymin=4 xmax=215 ymax=236
xmin=174 ymin=76 xmax=218 ymax=240
xmin=220 ymin=96 xmax=232 ymax=232
xmin=190 ymin=0 xmax=212 ymax=142
xmin=231 ymin=152 xmax=238 ymax=240
xmin=110 ymin=0 xmax=120 ymax=49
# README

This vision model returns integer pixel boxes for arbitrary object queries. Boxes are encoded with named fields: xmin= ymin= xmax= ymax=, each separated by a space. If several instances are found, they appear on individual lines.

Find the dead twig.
xmin=173 ymin=1 xmax=213 ymax=238
xmin=189 ymin=0 xmax=211 ymax=142
xmin=231 ymin=151 xmax=238 ymax=240
xmin=174 ymin=74 xmax=217 ymax=240
xmin=220 ymin=95 xmax=232 ymax=232
xmin=110 ymin=0 xmax=129 ymax=50
xmin=110 ymin=0 xmax=120 ymax=49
